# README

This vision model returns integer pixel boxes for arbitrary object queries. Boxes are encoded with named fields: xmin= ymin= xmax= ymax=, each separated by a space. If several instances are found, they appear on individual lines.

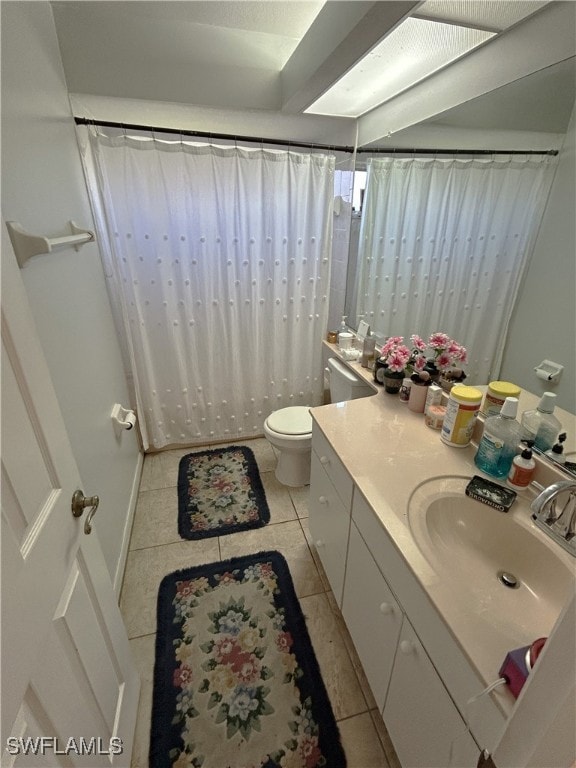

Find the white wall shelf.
xmin=6 ymin=220 xmax=95 ymax=267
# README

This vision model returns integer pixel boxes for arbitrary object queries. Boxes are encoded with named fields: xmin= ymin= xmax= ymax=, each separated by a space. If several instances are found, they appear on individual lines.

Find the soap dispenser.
xmin=474 ymin=397 xmax=522 ymax=479
xmin=545 ymin=432 xmax=567 ymax=464
xmin=337 ymin=316 xmax=354 ymax=351
xmin=520 ymin=392 xmax=562 ymax=453
xmin=508 ymin=445 xmax=536 ymax=489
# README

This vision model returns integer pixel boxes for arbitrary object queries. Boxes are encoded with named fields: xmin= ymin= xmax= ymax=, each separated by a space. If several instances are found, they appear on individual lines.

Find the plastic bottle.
xmin=440 ymin=385 xmax=483 ymax=447
xmin=508 ymin=446 xmax=536 ymax=489
xmin=474 ymin=397 xmax=522 ymax=478
xmin=545 ymin=432 xmax=567 ymax=465
xmin=481 ymin=381 xmax=521 ymax=417
xmin=360 ymin=333 xmax=376 ymax=368
xmin=520 ymin=392 xmax=562 ymax=453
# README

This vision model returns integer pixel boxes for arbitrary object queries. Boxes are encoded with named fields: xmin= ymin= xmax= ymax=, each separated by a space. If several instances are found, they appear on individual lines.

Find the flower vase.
xmin=424 ymin=360 xmax=441 ymax=383
xmin=374 ymin=357 xmax=387 ymax=385
xmin=383 ymin=369 xmax=405 ymax=394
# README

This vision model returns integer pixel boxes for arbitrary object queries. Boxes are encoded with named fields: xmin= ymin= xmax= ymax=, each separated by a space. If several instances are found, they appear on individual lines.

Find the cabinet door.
xmin=384 ymin=620 xmax=479 ymax=768
xmin=308 ymin=451 xmax=350 ymax=604
xmin=342 ymin=522 xmax=403 ymax=712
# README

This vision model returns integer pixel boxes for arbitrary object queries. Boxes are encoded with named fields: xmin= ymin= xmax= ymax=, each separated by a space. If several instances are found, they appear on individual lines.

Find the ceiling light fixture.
xmin=306 ymin=17 xmax=496 ymax=118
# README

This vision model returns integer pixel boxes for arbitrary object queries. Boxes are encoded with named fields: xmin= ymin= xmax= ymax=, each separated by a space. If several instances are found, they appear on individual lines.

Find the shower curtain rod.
xmin=73 ymin=118 xmax=559 ymax=157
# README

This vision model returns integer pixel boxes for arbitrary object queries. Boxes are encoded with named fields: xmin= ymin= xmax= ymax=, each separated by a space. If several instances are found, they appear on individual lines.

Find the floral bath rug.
xmin=177 ymin=446 xmax=270 ymax=540
xmin=150 ymin=551 xmax=347 ymax=768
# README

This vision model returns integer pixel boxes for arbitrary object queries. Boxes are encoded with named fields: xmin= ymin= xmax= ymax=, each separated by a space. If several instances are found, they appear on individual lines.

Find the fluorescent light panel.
xmin=306 ymin=17 xmax=495 ymax=118
xmin=416 ymin=0 xmax=551 ymax=32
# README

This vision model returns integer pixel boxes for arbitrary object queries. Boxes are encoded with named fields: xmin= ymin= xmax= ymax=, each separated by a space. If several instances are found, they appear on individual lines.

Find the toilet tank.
xmin=327 ymin=357 xmax=374 ymax=402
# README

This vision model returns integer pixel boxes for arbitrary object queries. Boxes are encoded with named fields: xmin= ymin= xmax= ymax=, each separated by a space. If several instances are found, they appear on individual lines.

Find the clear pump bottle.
xmin=474 ymin=397 xmax=522 ymax=479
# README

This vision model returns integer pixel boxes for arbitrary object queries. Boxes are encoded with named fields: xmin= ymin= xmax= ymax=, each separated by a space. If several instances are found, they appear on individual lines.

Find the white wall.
xmin=500 ymin=106 xmax=576 ymax=414
xmin=1 ymin=2 xmax=142 ymax=592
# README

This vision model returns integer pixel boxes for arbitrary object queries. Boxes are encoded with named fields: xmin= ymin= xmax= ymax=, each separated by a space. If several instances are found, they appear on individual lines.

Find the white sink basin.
xmin=407 ymin=476 xmax=575 ymax=642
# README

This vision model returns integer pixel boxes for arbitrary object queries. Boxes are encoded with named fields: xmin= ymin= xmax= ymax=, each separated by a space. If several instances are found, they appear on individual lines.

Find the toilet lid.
xmin=267 ymin=406 xmax=312 ymax=435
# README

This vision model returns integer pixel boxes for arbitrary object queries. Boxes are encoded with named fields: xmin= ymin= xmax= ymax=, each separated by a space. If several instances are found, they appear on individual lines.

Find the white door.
xmin=1 ymin=234 xmax=140 ymax=767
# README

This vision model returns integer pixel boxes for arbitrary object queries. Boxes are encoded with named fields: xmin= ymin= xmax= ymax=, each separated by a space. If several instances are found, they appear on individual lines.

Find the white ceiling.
xmin=51 ymin=1 xmax=575 ymax=138
xmin=51 ymin=1 xmax=325 ymax=111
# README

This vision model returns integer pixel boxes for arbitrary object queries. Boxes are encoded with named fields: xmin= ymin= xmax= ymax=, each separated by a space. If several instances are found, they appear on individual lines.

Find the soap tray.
xmin=465 ymin=475 xmax=517 ymax=512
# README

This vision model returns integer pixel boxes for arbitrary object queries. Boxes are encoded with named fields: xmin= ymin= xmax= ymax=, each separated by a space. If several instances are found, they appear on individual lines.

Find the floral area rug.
xmin=177 ymin=446 xmax=270 ymax=540
xmin=150 ymin=551 xmax=347 ymax=768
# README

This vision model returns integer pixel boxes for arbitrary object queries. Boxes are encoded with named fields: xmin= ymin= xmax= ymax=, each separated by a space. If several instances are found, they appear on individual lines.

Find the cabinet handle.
xmin=318 ymin=495 xmax=328 ymax=504
xmin=379 ymin=602 xmax=393 ymax=615
xmin=320 ymin=455 xmax=330 ymax=465
xmin=400 ymin=640 xmax=415 ymax=655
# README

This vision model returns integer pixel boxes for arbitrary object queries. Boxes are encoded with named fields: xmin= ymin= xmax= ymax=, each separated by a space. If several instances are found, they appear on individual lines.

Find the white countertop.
xmin=312 ymin=342 xmax=576 ymax=716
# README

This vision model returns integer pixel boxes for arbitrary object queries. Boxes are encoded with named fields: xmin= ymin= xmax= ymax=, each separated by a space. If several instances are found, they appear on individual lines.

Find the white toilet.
xmin=264 ymin=357 xmax=374 ymax=486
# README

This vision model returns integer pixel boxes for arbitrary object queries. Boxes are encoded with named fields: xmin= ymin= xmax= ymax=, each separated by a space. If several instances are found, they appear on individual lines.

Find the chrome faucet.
xmin=531 ymin=480 xmax=576 ymax=557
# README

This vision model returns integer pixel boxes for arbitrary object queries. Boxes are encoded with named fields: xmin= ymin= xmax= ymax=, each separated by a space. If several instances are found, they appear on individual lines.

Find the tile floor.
xmin=120 ymin=438 xmax=402 ymax=768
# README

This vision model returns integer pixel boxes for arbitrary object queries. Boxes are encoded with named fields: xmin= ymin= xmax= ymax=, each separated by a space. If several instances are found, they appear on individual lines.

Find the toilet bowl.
xmin=263 ymin=406 xmax=313 ymax=487
xmin=264 ymin=358 xmax=375 ymax=487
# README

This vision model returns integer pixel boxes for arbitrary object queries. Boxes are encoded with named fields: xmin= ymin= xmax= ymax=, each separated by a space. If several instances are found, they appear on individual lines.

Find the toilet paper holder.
xmin=534 ymin=360 xmax=563 ymax=382
xmin=111 ymin=403 xmax=137 ymax=433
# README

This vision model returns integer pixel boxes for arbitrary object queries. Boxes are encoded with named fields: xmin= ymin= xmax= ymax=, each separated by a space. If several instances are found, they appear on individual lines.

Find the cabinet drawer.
xmin=342 ymin=521 xmax=403 ymax=712
xmin=308 ymin=451 xmax=351 ymax=605
xmin=384 ymin=619 xmax=479 ymax=768
xmin=312 ymin=426 xmax=353 ymax=508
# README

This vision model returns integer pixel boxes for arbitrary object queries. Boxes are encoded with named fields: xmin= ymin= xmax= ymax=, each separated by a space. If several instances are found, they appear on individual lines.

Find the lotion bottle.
xmin=508 ymin=446 xmax=536 ymax=489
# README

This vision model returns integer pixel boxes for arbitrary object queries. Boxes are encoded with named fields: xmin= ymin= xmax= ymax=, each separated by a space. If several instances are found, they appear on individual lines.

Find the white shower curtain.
xmin=355 ymin=156 xmax=555 ymax=383
xmin=78 ymin=127 xmax=335 ymax=450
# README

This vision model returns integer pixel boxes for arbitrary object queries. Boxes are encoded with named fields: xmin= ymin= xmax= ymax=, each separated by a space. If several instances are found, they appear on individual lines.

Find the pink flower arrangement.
xmin=410 ymin=332 xmax=467 ymax=373
xmin=379 ymin=332 xmax=467 ymax=379
xmin=380 ymin=336 xmax=411 ymax=373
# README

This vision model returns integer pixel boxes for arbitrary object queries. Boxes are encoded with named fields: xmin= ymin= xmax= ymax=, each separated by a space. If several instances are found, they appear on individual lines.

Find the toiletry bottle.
xmin=508 ymin=446 xmax=536 ymax=489
xmin=338 ymin=315 xmax=347 ymax=343
xmin=520 ymin=392 xmax=562 ymax=452
xmin=545 ymin=432 xmax=567 ymax=464
xmin=474 ymin=397 xmax=522 ymax=478
xmin=440 ymin=385 xmax=483 ymax=447
xmin=482 ymin=380 xmax=521 ymax=417
xmin=360 ymin=333 xmax=376 ymax=368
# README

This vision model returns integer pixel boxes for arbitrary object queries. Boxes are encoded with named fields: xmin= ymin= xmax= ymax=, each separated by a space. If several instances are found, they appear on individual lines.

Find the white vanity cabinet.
xmin=341 ymin=521 xmax=403 ymax=712
xmin=384 ymin=619 xmax=479 ymax=767
xmin=344 ymin=510 xmax=479 ymax=767
xmin=308 ymin=422 xmax=506 ymax=766
xmin=308 ymin=428 xmax=353 ymax=606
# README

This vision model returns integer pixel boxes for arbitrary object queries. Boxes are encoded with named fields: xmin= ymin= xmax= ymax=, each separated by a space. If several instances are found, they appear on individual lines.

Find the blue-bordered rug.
xmin=177 ymin=446 xmax=270 ymax=540
xmin=150 ymin=551 xmax=347 ymax=768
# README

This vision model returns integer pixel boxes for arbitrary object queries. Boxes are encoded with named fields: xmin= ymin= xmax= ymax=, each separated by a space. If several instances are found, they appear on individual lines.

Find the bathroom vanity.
xmin=309 ymin=344 xmax=576 ymax=767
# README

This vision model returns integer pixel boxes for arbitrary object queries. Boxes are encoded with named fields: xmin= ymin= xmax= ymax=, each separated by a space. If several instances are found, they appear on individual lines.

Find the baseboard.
xmin=113 ymin=450 xmax=144 ymax=598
